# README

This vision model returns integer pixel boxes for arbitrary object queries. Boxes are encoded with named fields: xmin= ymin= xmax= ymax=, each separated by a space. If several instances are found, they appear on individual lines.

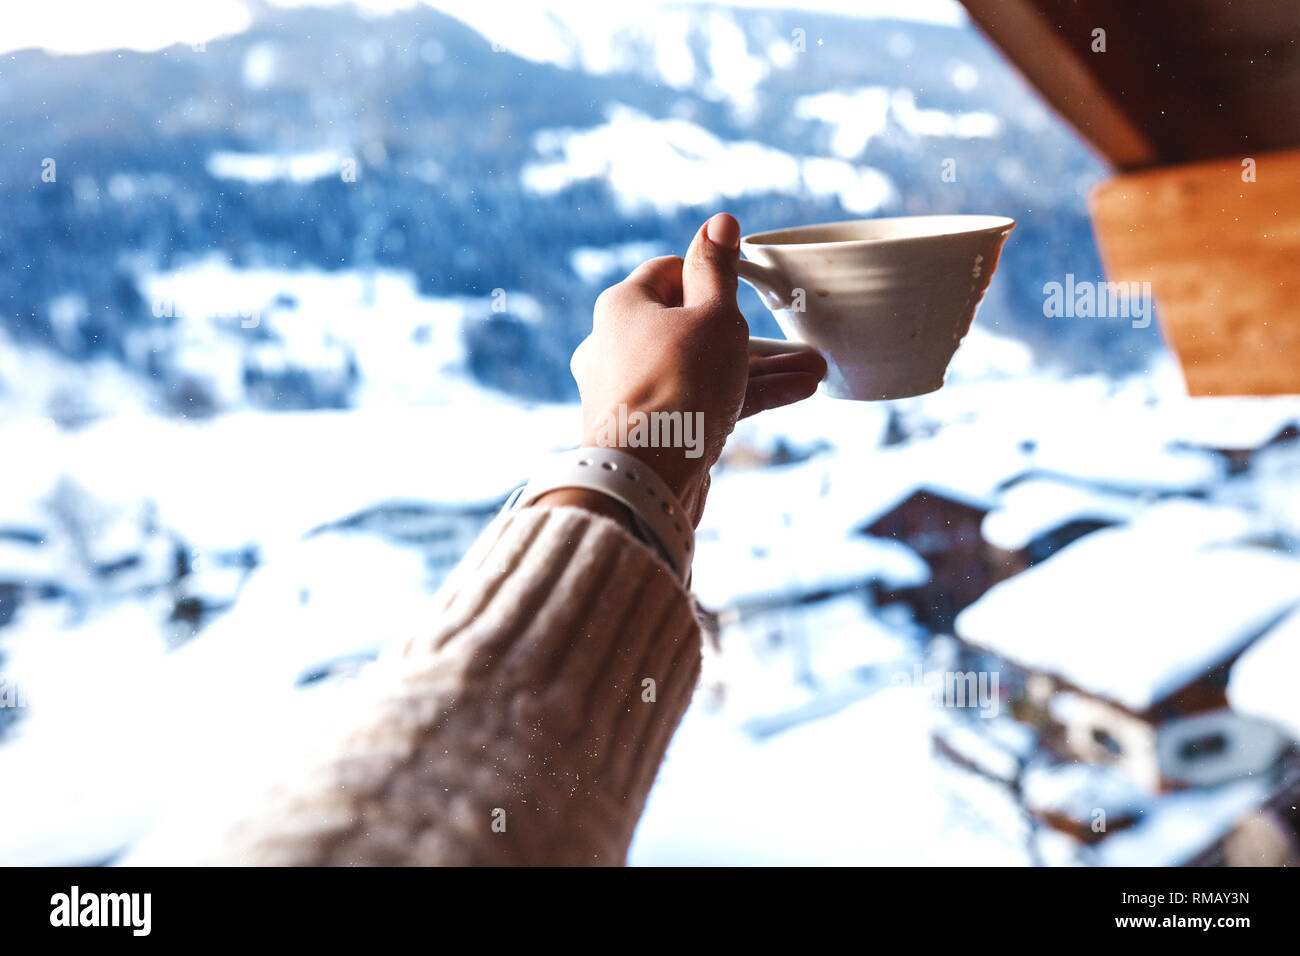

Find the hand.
xmin=566 ymin=213 xmax=827 ymax=525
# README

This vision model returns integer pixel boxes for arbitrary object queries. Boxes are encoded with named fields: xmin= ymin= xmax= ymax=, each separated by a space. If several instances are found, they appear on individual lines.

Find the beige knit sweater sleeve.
xmin=209 ymin=504 xmax=702 ymax=866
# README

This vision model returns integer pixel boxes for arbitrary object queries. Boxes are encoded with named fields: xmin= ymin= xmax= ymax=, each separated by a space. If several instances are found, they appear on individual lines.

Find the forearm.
xmin=209 ymin=504 xmax=701 ymax=866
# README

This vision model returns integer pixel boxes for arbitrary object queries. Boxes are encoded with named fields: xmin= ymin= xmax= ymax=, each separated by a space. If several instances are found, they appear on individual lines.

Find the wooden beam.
xmin=960 ymin=0 xmax=1158 ymax=168
xmin=1089 ymin=148 xmax=1300 ymax=396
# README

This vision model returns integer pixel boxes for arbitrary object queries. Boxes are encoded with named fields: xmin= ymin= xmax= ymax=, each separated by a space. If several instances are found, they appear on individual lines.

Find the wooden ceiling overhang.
xmin=960 ymin=0 xmax=1300 ymax=394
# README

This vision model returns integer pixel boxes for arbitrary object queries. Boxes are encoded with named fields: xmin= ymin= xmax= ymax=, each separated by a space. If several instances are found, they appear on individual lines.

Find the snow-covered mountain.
xmin=0 ymin=0 xmax=1127 ymax=422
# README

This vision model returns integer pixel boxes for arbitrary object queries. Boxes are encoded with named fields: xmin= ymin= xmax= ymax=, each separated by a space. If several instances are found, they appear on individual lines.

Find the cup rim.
xmin=741 ymin=214 xmax=1017 ymax=250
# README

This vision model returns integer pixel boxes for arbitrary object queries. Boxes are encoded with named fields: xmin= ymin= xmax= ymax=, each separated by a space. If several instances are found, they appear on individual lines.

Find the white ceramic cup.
xmin=740 ymin=214 xmax=1016 ymax=400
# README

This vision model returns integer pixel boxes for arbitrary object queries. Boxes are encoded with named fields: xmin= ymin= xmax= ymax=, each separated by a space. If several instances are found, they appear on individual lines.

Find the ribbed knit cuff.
xmin=211 ymin=504 xmax=702 ymax=866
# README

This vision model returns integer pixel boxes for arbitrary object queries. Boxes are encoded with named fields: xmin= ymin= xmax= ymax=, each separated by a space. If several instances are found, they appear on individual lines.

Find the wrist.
xmin=512 ymin=447 xmax=695 ymax=582
xmin=581 ymin=397 xmax=712 ymax=508
xmin=578 ymin=438 xmax=708 ymax=516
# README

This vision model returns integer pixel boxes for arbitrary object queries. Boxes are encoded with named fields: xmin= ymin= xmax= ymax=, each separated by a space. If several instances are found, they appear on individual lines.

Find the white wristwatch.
xmin=508 ymin=447 xmax=695 ymax=583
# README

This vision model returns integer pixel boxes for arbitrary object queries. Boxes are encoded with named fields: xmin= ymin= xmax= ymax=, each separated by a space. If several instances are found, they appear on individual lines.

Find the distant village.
xmin=695 ymin=353 xmax=1300 ymax=866
xmin=1 ymin=340 xmax=1298 ymax=865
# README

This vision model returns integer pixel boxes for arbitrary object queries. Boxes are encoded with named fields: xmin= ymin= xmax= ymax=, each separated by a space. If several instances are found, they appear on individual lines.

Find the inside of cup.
xmin=744 ymin=215 xmax=1015 ymax=247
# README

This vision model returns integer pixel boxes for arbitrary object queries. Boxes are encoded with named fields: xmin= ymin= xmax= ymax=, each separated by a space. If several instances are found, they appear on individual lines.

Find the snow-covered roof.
xmin=1228 ymin=606 xmax=1300 ymax=740
xmin=692 ymin=531 xmax=927 ymax=610
xmin=827 ymin=424 xmax=1028 ymax=531
xmin=1242 ymin=440 xmax=1300 ymax=540
xmin=0 ymin=539 xmax=65 ymax=584
xmin=693 ymin=460 xmax=929 ymax=610
xmin=981 ymin=476 xmax=1148 ymax=551
xmin=1025 ymin=435 xmax=1221 ymax=494
xmin=1091 ymin=776 xmax=1272 ymax=867
xmin=910 ymin=371 xmax=1225 ymax=494
xmin=1158 ymin=395 xmax=1300 ymax=452
xmin=0 ymin=499 xmax=50 ymax=540
xmin=1023 ymin=762 xmax=1274 ymax=866
xmin=177 ymin=566 xmax=247 ymax=606
xmin=719 ymin=411 xmax=1023 ymax=534
xmin=956 ymin=501 xmax=1300 ymax=712
xmin=707 ymin=593 xmax=912 ymax=729
xmin=1022 ymin=762 xmax=1147 ymax=821
xmin=86 ymin=519 xmax=146 ymax=567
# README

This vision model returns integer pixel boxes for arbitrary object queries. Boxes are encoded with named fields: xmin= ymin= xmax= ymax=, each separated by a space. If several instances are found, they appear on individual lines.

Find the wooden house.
xmin=1164 ymin=402 xmax=1300 ymax=476
xmin=980 ymin=474 xmax=1147 ymax=571
xmin=1184 ymin=755 xmax=1300 ymax=866
xmin=859 ymin=485 xmax=1011 ymax=631
xmin=1202 ymin=425 xmax=1300 ymax=477
xmin=955 ymin=502 xmax=1300 ymax=793
xmin=689 ymin=459 xmax=932 ymax=621
xmin=1228 ymin=605 xmax=1300 ymax=743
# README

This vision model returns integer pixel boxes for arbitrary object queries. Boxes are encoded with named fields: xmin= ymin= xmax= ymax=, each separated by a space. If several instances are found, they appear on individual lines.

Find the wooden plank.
xmin=959 ymin=0 xmax=1300 ymax=169
xmin=1089 ymin=148 xmax=1300 ymax=396
xmin=961 ymin=0 xmax=1158 ymax=168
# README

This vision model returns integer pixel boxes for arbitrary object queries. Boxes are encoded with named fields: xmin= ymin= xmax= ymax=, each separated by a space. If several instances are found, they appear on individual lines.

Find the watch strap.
xmin=513 ymin=447 xmax=694 ymax=583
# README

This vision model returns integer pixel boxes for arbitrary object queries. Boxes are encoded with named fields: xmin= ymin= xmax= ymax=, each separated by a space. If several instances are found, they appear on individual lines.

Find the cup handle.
xmin=737 ymin=258 xmax=794 ymax=310
xmin=748 ymin=336 xmax=821 ymax=358
xmin=739 ymin=259 xmax=817 ymax=358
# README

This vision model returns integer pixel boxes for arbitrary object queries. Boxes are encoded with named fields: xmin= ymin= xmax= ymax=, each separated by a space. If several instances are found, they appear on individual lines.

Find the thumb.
xmin=682 ymin=212 xmax=740 ymax=309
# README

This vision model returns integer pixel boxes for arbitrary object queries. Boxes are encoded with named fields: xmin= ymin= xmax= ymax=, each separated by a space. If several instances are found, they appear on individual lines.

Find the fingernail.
xmin=706 ymin=213 xmax=740 ymax=250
